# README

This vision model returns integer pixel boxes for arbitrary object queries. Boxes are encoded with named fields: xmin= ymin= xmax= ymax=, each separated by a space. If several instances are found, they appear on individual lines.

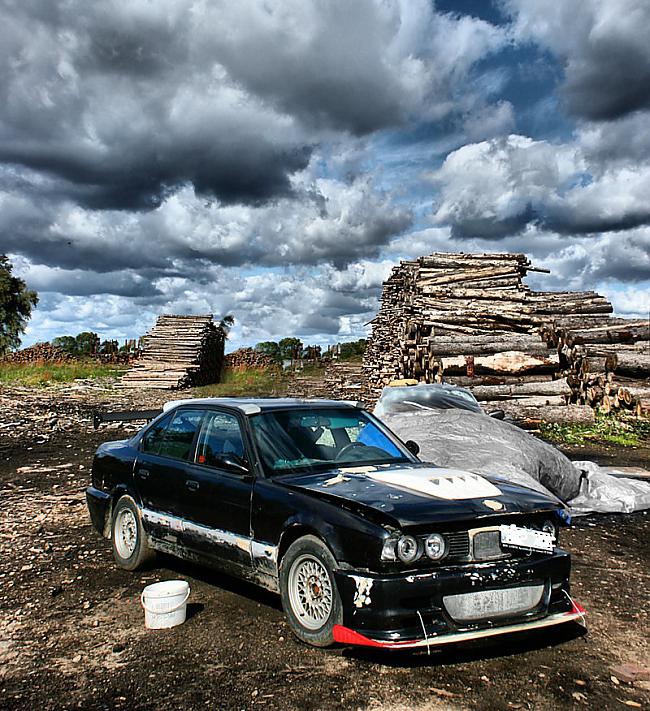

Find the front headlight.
xmin=542 ymin=520 xmax=557 ymax=540
xmin=396 ymin=535 xmax=421 ymax=563
xmin=424 ymin=533 xmax=447 ymax=560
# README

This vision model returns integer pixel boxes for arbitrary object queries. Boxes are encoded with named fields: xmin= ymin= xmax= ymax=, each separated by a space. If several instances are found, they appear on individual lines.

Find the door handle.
xmin=137 ymin=468 xmax=150 ymax=479
xmin=185 ymin=479 xmax=200 ymax=492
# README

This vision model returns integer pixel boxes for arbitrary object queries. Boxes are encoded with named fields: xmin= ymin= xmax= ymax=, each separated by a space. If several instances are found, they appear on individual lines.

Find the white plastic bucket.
xmin=141 ymin=580 xmax=190 ymax=629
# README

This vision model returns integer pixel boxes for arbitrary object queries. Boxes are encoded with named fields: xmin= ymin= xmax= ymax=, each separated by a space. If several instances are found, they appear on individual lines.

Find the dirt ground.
xmin=1 ymin=383 xmax=649 ymax=711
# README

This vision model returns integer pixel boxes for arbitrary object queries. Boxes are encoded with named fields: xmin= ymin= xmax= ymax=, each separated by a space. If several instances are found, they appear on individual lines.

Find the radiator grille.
xmin=446 ymin=531 xmax=470 ymax=558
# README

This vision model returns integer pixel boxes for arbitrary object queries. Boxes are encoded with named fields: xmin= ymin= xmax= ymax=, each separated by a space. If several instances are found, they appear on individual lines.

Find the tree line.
xmin=1 ymin=254 xmax=367 ymax=361
xmin=255 ymin=338 xmax=367 ymax=362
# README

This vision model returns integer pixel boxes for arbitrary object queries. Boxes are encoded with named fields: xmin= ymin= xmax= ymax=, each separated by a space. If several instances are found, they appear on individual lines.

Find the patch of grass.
xmin=540 ymin=414 xmax=650 ymax=447
xmin=192 ymin=367 xmax=288 ymax=398
xmin=297 ymin=362 xmax=328 ymax=377
xmin=0 ymin=361 xmax=127 ymax=386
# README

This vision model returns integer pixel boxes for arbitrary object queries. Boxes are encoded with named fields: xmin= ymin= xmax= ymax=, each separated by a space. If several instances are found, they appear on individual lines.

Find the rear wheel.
xmin=279 ymin=535 xmax=342 ymax=647
xmin=111 ymin=496 xmax=155 ymax=571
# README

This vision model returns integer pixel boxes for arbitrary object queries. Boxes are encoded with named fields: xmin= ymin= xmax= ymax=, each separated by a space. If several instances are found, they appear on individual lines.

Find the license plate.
xmin=499 ymin=525 xmax=554 ymax=553
xmin=444 ymin=584 xmax=545 ymax=622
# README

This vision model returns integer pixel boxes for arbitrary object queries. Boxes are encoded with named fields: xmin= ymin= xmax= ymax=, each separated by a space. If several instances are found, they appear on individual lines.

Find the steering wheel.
xmin=335 ymin=441 xmax=367 ymax=460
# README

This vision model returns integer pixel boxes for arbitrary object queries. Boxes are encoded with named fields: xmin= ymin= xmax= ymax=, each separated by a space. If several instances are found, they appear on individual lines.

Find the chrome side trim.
xmin=141 ymin=508 xmax=278 ymax=575
xmin=251 ymin=541 xmax=279 ymax=577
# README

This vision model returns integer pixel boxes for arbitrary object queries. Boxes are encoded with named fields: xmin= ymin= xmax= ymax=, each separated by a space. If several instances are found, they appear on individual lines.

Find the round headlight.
xmin=424 ymin=533 xmax=446 ymax=560
xmin=542 ymin=520 xmax=557 ymax=538
xmin=396 ymin=535 xmax=420 ymax=563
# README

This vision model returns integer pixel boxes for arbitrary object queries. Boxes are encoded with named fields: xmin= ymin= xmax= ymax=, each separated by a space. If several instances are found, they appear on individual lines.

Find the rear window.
xmin=143 ymin=409 xmax=205 ymax=461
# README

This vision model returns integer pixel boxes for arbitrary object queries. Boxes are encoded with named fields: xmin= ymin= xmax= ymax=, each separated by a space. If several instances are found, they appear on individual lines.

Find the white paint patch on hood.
xmin=365 ymin=467 xmax=502 ymax=500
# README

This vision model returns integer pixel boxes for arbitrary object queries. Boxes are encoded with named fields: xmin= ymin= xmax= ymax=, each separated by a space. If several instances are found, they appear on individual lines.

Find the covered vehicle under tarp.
xmin=374 ymin=383 xmax=483 ymax=416
xmin=377 ymin=396 xmax=650 ymax=515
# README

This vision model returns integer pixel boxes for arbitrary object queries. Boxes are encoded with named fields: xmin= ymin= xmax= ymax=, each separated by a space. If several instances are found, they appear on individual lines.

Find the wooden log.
xmin=487 ymin=403 xmax=596 ymax=426
xmin=470 ymin=378 xmax=570 ymax=401
xmin=441 ymin=374 xmax=555 ymax=387
xmin=480 ymin=395 xmax=566 ymax=407
xmin=607 ymin=352 xmax=650 ymax=378
xmin=563 ymin=320 xmax=649 ymax=346
xmin=425 ymin=335 xmax=550 ymax=356
xmin=441 ymin=352 xmax=559 ymax=376
xmin=580 ymin=356 xmax=610 ymax=374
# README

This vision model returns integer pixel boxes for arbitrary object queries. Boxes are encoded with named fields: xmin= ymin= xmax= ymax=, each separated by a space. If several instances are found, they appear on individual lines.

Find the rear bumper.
xmin=86 ymin=486 xmax=111 ymax=538
xmin=334 ymin=549 xmax=579 ymax=647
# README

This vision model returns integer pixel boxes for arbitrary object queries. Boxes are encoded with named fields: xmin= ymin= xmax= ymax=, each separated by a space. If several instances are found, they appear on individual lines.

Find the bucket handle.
xmin=140 ymin=587 xmax=190 ymax=615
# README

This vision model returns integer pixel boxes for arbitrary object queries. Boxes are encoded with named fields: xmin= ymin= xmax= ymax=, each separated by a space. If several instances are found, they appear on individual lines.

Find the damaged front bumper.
xmin=333 ymin=549 xmax=585 ymax=649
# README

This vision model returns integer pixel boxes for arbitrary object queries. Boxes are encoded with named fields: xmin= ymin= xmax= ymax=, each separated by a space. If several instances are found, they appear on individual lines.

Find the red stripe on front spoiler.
xmin=333 ymin=602 xmax=587 ymax=649
xmin=571 ymin=600 xmax=586 ymax=615
xmin=332 ymin=625 xmax=384 ymax=647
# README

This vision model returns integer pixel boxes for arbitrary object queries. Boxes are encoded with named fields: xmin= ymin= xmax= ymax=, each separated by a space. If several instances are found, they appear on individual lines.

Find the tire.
xmin=111 ymin=496 xmax=155 ymax=571
xmin=279 ymin=535 xmax=343 ymax=647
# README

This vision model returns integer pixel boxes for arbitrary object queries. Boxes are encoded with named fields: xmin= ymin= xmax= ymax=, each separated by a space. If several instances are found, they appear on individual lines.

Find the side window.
xmin=141 ymin=414 xmax=172 ymax=455
xmin=156 ymin=409 xmax=205 ymax=461
xmin=195 ymin=411 xmax=246 ymax=469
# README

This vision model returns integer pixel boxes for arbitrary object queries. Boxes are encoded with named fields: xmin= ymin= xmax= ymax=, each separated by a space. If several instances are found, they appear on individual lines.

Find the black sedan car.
xmin=87 ymin=398 xmax=585 ymax=649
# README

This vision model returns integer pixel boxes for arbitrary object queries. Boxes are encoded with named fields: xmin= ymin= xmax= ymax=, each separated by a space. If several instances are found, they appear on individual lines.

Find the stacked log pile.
xmin=364 ymin=252 xmax=648 ymax=424
xmin=2 ymin=343 xmax=74 ymax=364
xmin=225 ymin=347 xmax=277 ymax=370
xmin=121 ymin=315 xmax=225 ymax=389
xmin=546 ymin=322 xmax=650 ymax=415
xmin=324 ymin=361 xmax=364 ymax=401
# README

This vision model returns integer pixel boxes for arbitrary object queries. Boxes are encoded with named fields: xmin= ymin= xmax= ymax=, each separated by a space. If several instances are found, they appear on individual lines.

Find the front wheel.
xmin=279 ymin=535 xmax=343 ymax=647
xmin=111 ymin=496 xmax=155 ymax=571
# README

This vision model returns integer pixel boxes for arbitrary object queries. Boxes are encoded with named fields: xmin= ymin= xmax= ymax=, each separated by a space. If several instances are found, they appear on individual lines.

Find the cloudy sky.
xmin=2 ymin=0 xmax=649 ymax=350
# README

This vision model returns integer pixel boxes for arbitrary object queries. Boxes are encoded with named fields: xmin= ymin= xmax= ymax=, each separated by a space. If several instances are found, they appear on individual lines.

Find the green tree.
xmin=279 ymin=337 xmax=303 ymax=361
xmin=339 ymin=339 xmax=367 ymax=361
xmin=52 ymin=335 xmax=78 ymax=354
xmin=255 ymin=341 xmax=281 ymax=362
xmin=75 ymin=331 xmax=100 ymax=355
xmin=0 ymin=255 xmax=38 ymax=355
xmin=99 ymin=339 xmax=119 ymax=354
xmin=219 ymin=314 xmax=235 ymax=338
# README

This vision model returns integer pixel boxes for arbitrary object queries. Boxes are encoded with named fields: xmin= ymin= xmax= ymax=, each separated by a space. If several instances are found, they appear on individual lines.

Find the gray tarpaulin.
xmin=374 ymin=383 xmax=483 ymax=416
xmin=377 ymin=400 xmax=650 ymax=515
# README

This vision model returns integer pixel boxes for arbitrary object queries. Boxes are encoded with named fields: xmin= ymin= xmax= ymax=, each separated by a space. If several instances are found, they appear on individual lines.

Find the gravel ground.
xmin=1 ymin=383 xmax=649 ymax=710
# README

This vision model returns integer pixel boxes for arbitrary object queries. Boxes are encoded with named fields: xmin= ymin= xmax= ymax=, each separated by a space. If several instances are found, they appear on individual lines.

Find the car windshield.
xmin=250 ymin=407 xmax=410 ymax=477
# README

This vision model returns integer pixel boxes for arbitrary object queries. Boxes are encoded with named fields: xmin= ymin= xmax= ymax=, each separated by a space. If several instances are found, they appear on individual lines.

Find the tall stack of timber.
xmin=324 ymin=361 xmax=364 ymax=401
xmin=121 ymin=315 xmax=225 ymax=389
xmin=364 ymin=252 xmax=648 ymax=425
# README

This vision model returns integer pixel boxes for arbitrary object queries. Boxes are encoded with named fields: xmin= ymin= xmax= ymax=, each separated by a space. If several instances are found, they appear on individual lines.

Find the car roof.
xmin=162 ymin=397 xmax=364 ymax=416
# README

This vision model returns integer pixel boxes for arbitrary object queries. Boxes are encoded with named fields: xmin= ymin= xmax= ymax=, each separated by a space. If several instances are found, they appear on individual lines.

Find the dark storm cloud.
xmin=506 ymin=0 xmax=650 ymax=121
xmin=0 ymin=0 xmax=313 ymax=209
xmin=0 ymin=0 xmax=505 ymax=212
xmin=562 ymin=43 xmax=650 ymax=121
xmin=24 ymin=266 xmax=163 ymax=297
xmin=0 ymin=175 xmax=411 ymax=274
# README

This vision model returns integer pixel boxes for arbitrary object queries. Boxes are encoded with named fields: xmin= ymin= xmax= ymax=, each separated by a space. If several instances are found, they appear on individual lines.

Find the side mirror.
xmin=221 ymin=457 xmax=250 ymax=475
xmin=488 ymin=409 xmax=505 ymax=420
xmin=405 ymin=440 xmax=420 ymax=456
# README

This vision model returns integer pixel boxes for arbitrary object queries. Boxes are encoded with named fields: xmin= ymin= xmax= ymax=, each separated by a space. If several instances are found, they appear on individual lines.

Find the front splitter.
xmin=333 ymin=600 xmax=586 ymax=649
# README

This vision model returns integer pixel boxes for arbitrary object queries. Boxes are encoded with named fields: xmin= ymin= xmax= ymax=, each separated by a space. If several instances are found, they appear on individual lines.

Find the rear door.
xmin=181 ymin=408 xmax=254 ymax=568
xmin=134 ymin=408 xmax=205 ymax=538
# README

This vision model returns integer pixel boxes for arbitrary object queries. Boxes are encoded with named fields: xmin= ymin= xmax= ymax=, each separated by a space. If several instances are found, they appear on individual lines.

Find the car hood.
xmin=277 ymin=462 xmax=563 ymax=528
